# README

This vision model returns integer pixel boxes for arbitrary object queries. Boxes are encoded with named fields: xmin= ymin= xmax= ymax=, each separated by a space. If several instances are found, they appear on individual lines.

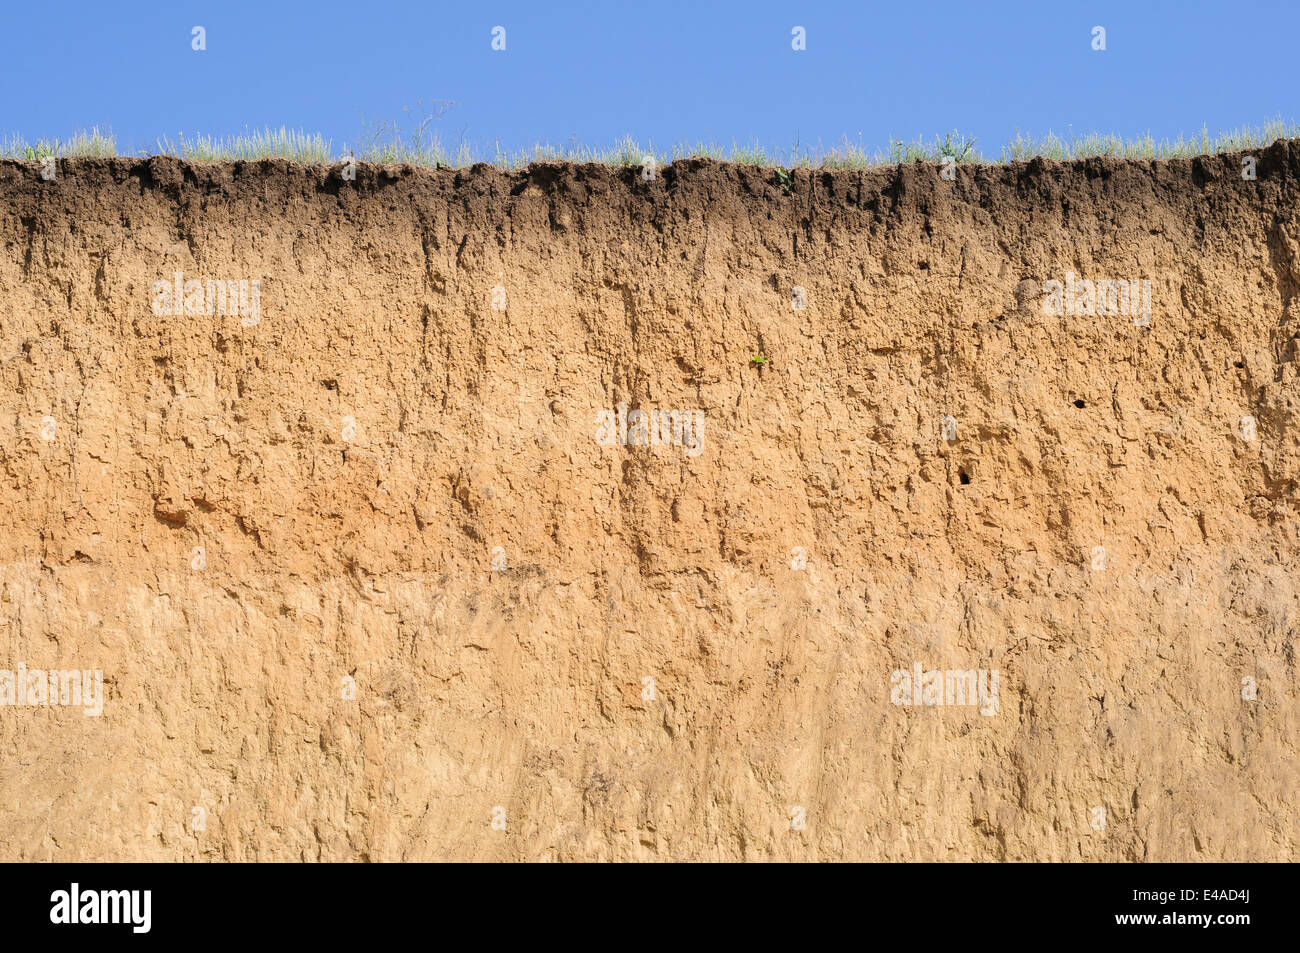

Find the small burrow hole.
xmin=1073 ymin=399 xmax=1086 ymax=408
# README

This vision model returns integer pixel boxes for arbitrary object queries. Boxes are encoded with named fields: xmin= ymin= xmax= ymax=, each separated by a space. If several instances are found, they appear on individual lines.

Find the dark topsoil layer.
xmin=1 ymin=140 xmax=1298 ymax=225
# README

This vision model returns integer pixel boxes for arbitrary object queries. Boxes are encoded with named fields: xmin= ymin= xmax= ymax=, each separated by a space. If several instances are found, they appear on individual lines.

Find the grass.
xmin=1 ymin=126 xmax=117 ymax=159
xmin=155 ymin=127 xmax=333 ymax=163
xmin=999 ymin=117 xmax=1300 ymax=161
xmin=4 ymin=117 xmax=1299 ymax=169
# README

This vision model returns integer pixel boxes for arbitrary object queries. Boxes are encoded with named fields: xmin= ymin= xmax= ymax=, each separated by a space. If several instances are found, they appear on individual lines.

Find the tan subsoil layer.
xmin=0 ymin=148 xmax=1297 ymax=860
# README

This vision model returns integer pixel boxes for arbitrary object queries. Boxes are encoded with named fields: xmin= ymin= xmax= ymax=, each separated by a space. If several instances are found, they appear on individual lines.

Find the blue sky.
xmin=2 ymin=0 xmax=1296 ymax=157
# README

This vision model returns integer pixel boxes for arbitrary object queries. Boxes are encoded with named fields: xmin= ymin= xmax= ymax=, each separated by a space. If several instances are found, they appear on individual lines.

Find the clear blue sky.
xmin=2 ymin=0 xmax=1296 ymax=157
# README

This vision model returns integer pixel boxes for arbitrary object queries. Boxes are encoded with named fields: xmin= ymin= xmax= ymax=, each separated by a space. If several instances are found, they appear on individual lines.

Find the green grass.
xmin=495 ymin=134 xmax=657 ymax=169
xmin=155 ymin=127 xmax=333 ymax=163
xmin=1 ymin=126 xmax=117 ymax=159
xmin=4 ymin=117 xmax=1299 ymax=169
xmin=999 ymin=118 xmax=1300 ymax=161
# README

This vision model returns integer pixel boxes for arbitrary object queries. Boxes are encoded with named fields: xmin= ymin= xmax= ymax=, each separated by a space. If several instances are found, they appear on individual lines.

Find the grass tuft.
xmin=998 ymin=118 xmax=1300 ymax=161
xmin=4 ymin=117 xmax=1299 ymax=169
xmin=155 ymin=127 xmax=333 ymax=163
xmin=1 ymin=126 xmax=117 ymax=159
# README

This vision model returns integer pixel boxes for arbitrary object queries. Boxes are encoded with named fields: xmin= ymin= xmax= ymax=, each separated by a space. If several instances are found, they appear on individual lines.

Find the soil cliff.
xmin=1 ymin=146 xmax=1297 ymax=860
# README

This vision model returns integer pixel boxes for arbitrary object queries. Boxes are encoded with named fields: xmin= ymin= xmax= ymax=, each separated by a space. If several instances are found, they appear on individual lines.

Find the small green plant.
xmin=750 ymin=354 xmax=770 ymax=367
xmin=935 ymin=130 xmax=979 ymax=163
xmin=774 ymin=168 xmax=791 ymax=194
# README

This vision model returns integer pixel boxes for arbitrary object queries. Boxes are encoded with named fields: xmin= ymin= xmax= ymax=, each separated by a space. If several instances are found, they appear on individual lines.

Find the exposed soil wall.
xmin=1 ymin=145 xmax=1298 ymax=860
